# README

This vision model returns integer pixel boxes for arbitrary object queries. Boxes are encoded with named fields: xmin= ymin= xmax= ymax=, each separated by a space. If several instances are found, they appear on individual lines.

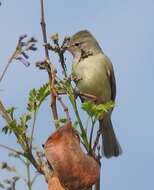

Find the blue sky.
xmin=0 ymin=0 xmax=154 ymax=190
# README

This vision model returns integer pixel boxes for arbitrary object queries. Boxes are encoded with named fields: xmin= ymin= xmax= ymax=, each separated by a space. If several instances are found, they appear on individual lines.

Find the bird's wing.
xmin=104 ymin=56 xmax=116 ymax=101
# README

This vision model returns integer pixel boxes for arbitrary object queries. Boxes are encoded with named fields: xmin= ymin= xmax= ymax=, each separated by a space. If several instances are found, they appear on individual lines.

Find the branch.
xmin=30 ymin=111 xmax=37 ymax=149
xmin=26 ymin=160 xmax=32 ymax=190
xmin=0 ymin=50 xmax=16 ymax=83
xmin=0 ymin=101 xmax=46 ymax=177
xmin=31 ymin=173 xmax=40 ymax=185
xmin=93 ymin=128 xmax=101 ymax=152
xmin=0 ymin=144 xmax=25 ymax=156
xmin=57 ymin=96 xmax=71 ymax=121
xmin=89 ymin=119 xmax=96 ymax=150
xmin=40 ymin=0 xmax=58 ymax=127
xmin=40 ymin=0 xmax=49 ymax=59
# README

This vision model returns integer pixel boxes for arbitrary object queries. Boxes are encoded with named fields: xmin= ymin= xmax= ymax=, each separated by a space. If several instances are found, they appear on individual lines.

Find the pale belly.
xmin=72 ymin=54 xmax=111 ymax=103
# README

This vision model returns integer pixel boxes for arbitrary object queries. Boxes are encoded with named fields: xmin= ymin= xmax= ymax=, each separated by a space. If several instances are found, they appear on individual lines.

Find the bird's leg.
xmin=79 ymin=92 xmax=97 ymax=103
xmin=73 ymin=87 xmax=97 ymax=102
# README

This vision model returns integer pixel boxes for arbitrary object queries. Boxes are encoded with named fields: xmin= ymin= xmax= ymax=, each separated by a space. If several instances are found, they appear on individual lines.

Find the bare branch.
xmin=93 ymin=128 xmax=101 ymax=152
xmin=40 ymin=0 xmax=58 ymax=127
xmin=30 ymin=111 xmax=37 ymax=150
xmin=57 ymin=96 xmax=71 ymax=121
xmin=0 ymin=144 xmax=25 ymax=156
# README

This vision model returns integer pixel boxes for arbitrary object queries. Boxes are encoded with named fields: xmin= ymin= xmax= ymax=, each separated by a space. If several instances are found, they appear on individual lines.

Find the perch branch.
xmin=40 ymin=0 xmax=71 ymax=126
xmin=40 ymin=0 xmax=58 ymax=127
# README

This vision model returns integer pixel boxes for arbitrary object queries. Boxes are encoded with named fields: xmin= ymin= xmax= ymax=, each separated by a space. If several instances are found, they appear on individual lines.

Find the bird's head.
xmin=65 ymin=30 xmax=102 ymax=59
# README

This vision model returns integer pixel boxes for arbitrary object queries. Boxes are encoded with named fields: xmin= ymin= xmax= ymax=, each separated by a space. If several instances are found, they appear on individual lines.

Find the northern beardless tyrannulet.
xmin=66 ymin=30 xmax=121 ymax=158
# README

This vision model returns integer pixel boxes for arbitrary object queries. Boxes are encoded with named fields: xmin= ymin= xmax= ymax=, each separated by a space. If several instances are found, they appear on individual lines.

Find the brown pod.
xmin=48 ymin=173 xmax=65 ymax=190
xmin=44 ymin=122 xmax=100 ymax=190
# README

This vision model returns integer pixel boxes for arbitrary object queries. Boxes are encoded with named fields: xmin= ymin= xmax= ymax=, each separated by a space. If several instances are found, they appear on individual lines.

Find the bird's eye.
xmin=74 ymin=42 xmax=80 ymax=47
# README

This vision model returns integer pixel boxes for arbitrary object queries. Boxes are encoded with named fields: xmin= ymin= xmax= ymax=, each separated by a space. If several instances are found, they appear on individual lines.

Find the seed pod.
xmin=48 ymin=173 xmax=65 ymax=190
xmin=44 ymin=122 xmax=100 ymax=190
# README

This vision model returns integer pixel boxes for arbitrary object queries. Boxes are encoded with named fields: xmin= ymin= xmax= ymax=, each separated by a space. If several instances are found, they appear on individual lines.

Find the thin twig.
xmin=40 ymin=0 xmax=59 ymax=127
xmin=26 ymin=160 xmax=32 ymax=190
xmin=40 ymin=0 xmax=72 ymax=128
xmin=31 ymin=173 xmax=40 ymax=185
xmin=57 ymin=96 xmax=71 ymax=121
xmin=0 ymin=144 xmax=25 ymax=156
xmin=40 ymin=0 xmax=49 ymax=59
xmin=58 ymin=51 xmax=67 ymax=77
xmin=0 ymin=101 xmax=45 ymax=176
xmin=0 ymin=143 xmax=44 ymax=177
xmin=0 ymin=61 xmax=11 ymax=83
xmin=0 ymin=50 xmax=17 ymax=83
xmin=25 ymin=152 xmax=44 ymax=175
xmin=89 ymin=119 xmax=96 ymax=149
xmin=93 ymin=128 xmax=101 ymax=152
xmin=30 ymin=111 xmax=37 ymax=149
xmin=0 ymin=101 xmax=29 ymax=156
xmin=72 ymin=99 xmax=89 ymax=151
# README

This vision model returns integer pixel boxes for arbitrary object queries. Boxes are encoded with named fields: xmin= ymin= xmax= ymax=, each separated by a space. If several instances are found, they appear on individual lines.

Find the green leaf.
xmin=1 ymin=114 xmax=30 ymax=135
xmin=2 ymin=120 xmax=17 ymax=134
xmin=6 ymin=107 xmax=16 ymax=119
xmin=27 ymin=83 xmax=50 ymax=112
xmin=82 ymin=101 xmax=97 ymax=117
xmin=27 ymin=88 xmax=37 ymax=111
xmin=19 ymin=113 xmax=31 ymax=129
xmin=37 ymin=83 xmax=50 ymax=107
xmin=1 ymin=126 xmax=9 ymax=134
xmin=82 ymin=101 xmax=115 ymax=119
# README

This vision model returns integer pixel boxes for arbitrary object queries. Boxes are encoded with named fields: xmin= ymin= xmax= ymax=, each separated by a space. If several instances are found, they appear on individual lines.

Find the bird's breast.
xmin=72 ymin=54 xmax=111 ymax=102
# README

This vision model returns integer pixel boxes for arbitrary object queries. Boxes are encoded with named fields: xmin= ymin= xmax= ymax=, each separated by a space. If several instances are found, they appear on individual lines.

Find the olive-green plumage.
xmin=67 ymin=30 xmax=121 ymax=158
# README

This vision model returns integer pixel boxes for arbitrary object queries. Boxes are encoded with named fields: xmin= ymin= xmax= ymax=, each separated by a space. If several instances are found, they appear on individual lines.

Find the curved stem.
xmin=26 ymin=160 xmax=32 ymax=190
xmin=0 ymin=50 xmax=17 ymax=83
xmin=40 ymin=0 xmax=59 ymax=127
xmin=71 ymin=97 xmax=89 ymax=151
xmin=89 ymin=118 xmax=96 ymax=149
xmin=0 ymin=144 xmax=24 ymax=156
xmin=30 ymin=111 xmax=37 ymax=149
xmin=0 ymin=61 xmax=12 ymax=83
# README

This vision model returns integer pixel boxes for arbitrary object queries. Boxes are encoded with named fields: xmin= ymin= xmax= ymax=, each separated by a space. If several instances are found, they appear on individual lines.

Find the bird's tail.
xmin=100 ymin=117 xmax=122 ymax=158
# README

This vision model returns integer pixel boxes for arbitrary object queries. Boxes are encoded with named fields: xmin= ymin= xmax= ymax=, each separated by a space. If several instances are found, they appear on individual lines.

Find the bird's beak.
xmin=62 ymin=37 xmax=71 ymax=51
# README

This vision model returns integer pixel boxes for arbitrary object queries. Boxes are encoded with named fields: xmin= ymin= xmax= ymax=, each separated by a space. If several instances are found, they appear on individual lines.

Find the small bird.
xmin=66 ymin=30 xmax=122 ymax=158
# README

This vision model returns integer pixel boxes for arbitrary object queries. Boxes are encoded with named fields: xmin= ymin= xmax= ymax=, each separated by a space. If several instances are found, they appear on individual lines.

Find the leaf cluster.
xmin=82 ymin=100 xmax=115 ymax=119
xmin=27 ymin=83 xmax=50 ymax=112
xmin=2 ymin=113 xmax=31 ymax=136
xmin=0 ymin=83 xmax=52 ymax=145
